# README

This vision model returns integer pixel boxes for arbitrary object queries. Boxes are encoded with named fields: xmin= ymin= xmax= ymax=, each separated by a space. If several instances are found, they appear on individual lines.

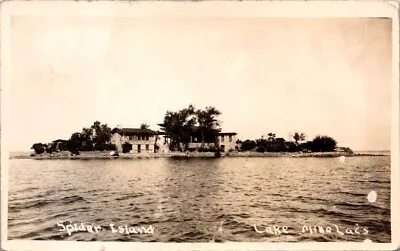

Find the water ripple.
xmin=8 ymin=157 xmax=391 ymax=242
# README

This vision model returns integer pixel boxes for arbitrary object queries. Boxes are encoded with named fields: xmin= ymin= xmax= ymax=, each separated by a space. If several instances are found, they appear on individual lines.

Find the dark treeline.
xmin=31 ymin=105 xmax=351 ymax=155
xmin=237 ymin=133 xmax=342 ymax=153
xmin=158 ymin=104 xmax=222 ymax=152
xmin=31 ymin=121 xmax=116 ymax=155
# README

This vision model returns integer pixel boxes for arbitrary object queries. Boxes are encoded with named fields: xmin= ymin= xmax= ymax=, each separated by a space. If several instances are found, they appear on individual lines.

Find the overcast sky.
xmin=7 ymin=16 xmax=392 ymax=151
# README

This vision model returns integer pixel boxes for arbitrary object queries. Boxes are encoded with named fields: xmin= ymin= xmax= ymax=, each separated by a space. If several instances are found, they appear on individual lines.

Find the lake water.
xmin=8 ymin=156 xmax=391 ymax=242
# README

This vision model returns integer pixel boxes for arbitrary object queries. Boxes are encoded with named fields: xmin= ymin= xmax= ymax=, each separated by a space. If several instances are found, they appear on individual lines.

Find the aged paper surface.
xmin=1 ymin=1 xmax=399 ymax=251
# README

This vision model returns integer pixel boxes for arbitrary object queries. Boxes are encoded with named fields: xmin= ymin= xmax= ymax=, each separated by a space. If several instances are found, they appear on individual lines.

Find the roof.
xmin=112 ymin=128 xmax=158 ymax=135
xmin=219 ymin=132 xmax=237 ymax=136
xmin=157 ymin=125 xmax=236 ymax=136
xmin=52 ymin=139 xmax=69 ymax=143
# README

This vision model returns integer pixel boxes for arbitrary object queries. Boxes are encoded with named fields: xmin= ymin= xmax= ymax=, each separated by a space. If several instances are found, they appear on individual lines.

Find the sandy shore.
xmin=9 ymin=151 xmax=389 ymax=160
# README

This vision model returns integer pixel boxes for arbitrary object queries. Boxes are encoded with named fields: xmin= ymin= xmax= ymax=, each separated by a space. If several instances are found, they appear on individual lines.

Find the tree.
xmin=255 ymin=138 xmax=268 ymax=152
xmin=140 ymin=123 xmax=150 ymax=130
xmin=88 ymin=121 xmax=112 ymax=151
xmin=309 ymin=135 xmax=337 ymax=152
xmin=293 ymin=132 xmax=306 ymax=145
xmin=82 ymin=127 xmax=94 ymax=151
xmin=196 ymin=106 xmax=221 ymax=148
xmin=285 ymin=141 xmax=301 ymax=152
xmin=68 ymin=132 xmax=85 ymax=154
xmin=180 ymin=105 xmax=197 ymax=150
xmin=267 ymin=133 xmax=276 ymax=142
xmin=158 ymin=105 xmax=197 ymax=151
xmin=240 ymin=140 xmax=257 ymax=151
xmin=31 ymin=143 xmax=46 ymax=154
xmin=158 ymin=105 xmax=221 ymax=151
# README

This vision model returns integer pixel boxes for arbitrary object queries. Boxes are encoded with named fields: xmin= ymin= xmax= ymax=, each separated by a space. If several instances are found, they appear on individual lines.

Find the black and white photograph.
xmin=1 ymin=1 xmax=399 ymax=250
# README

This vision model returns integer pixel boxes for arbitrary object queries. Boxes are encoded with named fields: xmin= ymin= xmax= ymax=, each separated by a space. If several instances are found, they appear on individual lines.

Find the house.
xmin=51 ymin=139 xmax=69 ymax=151
xmin=111 ymin=128 xmax=159 ymax=154
xmin=159 ymin=126 xmax=237 ymax=152
xmin=218 ymin=132 xmax=237 ymax=152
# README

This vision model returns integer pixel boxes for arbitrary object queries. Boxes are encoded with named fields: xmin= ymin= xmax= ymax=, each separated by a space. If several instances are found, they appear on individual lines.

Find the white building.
xmin=111 ymin=128 xmax=159 ymax=154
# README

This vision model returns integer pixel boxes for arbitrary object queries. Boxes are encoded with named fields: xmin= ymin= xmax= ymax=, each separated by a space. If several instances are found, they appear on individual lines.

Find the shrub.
xmin=70 ymin=149 xmax=80 ymax=155
xmin=94 ymin=142 xmax=109 ymax=151
xmin=106 ymin=143 xmax=117 ymax=151
xmin=209 ymin=146 xmax=217 ymax=152
xmin=45 ymin=147 xmax=53 ymax=154
xmin=310 ymin=136 xmax=337 ymax=152
xmin=256 ymin=146 xmax=266 ymax=153
xmin=285 ymin=142 xmax=300 ymax=152
xmin=299 ymin=141 xmax=313 ymax=152
xmin=273 ymin=142 xmax=289 ymax=152
xmin=241 ymin=140 xmax=256 ymax=151
xmin=31 ymin=143 xmax=46 ymax=154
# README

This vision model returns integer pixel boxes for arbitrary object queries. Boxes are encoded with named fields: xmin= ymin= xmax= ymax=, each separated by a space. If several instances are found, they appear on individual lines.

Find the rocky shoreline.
xmin=9 ymin=151 xmax=389 ymax=160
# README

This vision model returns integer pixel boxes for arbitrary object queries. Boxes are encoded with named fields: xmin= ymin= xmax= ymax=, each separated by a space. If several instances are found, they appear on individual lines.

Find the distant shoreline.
xmin=9 ymin=151 xmax=390 ymax=160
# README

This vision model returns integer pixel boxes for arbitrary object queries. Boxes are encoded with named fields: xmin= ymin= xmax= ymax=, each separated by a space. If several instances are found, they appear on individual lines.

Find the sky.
xmin=7 ymin=16 xmax=392 ymax=151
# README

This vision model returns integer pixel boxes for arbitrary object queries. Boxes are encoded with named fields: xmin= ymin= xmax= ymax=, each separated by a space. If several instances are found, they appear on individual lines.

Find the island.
xmin=13 ymin=105 xmax=389 ymax=160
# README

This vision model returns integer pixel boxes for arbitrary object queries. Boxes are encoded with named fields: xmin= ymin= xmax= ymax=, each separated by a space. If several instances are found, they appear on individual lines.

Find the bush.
xmin=209 ymin=146 xmax=217 ymax=152
xmin=31 ymin=143 xmax=46 ymax=154
xmin=70 ymin=149 xmax=80 ymax=155
xmin=341 ymin=147 xmax=354 ymax=154
xmin=256 ymin=146 xmax=266 ymax=153
xmin=82 ymin=143 xmax=94 ymax=151
xmin=45 ymin=147 xmax=53 ymax=154
xmin=310 ymin=136 xmax=337 ymax=152
xmin=241 ymin=140 xmax=256 ymax=151
xmin=285 ymin=142 xmax=301 ymax=152
xmin=299 ymin=141 xmax=313 ymax=152
xmin=106 ymin=143 xmax=117 ymax=151
xmin=94 ymin=142 xmax=109 ymax=151
xmin=268 ymin=143 xmax=287 ymax=152
xmin=188 ymin=147 xmax=196 ymax=152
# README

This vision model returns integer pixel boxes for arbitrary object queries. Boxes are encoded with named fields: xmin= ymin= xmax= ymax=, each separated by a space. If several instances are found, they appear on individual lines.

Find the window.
xmin=138 ymin=135 xmax=141 ymax=141
xmin=229 ymin=135 xmax=232 ymax=142
xmin=129 ymin=135 xmax=133 ymax=140
xmin=146 ymin=135 xmax=149 ymax=141
xmin=146 ymin=144 xmax=149 ymax=151
xmin=221 ymin=135 xmax=224 ymax=142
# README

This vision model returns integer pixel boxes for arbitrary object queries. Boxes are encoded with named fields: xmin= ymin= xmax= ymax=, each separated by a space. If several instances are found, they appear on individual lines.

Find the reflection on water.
xmin=8 ymin=156 xmax=391 ymax=242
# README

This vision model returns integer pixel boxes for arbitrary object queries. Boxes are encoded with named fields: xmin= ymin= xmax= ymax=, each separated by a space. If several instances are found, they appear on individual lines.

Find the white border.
xmin=1 ymin=1 xmax=399 ymax=251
